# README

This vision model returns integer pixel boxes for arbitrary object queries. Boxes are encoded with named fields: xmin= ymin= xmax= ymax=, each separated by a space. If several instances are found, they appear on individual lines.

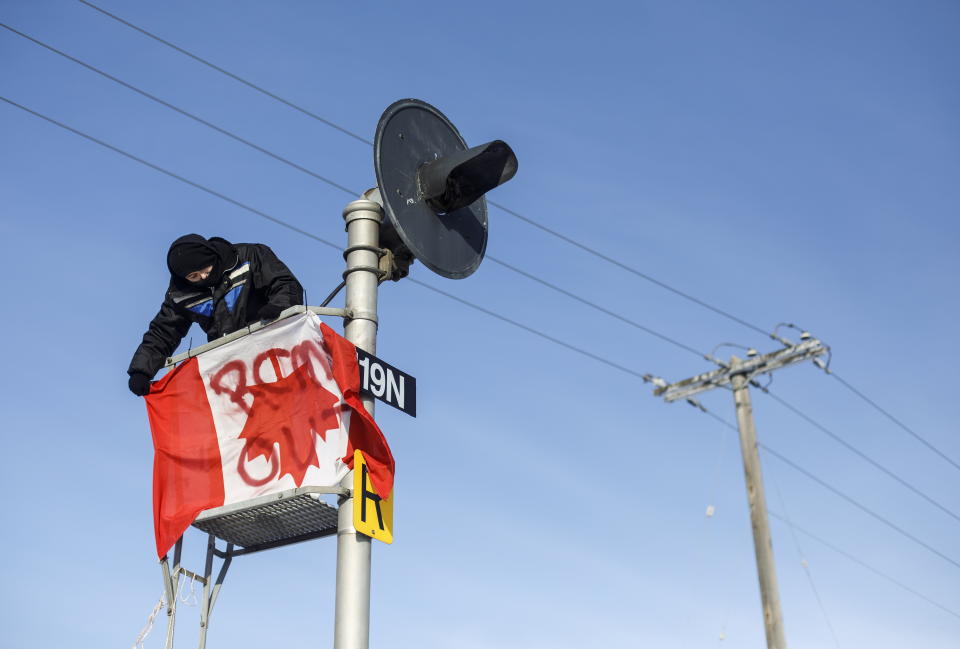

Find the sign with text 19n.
xmin=356 ymin=348 xmax=416 ymax=417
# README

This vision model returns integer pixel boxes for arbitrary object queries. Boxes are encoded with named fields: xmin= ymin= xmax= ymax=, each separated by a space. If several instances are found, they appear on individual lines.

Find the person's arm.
xmin=128 ymin=300 xmax=193 ymax=387
xmin=252 ymin=245 xmax=304 ymax=316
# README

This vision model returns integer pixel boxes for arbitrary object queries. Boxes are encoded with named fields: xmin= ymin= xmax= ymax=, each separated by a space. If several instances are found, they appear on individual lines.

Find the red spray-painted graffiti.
xmin=209 ymin=340 xmax=343 ymax=486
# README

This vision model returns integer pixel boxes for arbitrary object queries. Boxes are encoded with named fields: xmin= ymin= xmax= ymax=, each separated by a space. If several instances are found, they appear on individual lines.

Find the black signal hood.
xmin=417 ymin=140 xmax=518 ymax=214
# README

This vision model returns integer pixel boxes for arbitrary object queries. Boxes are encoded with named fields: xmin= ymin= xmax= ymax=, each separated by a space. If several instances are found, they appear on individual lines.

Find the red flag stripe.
xmin=146 ymin=358 xmax=225 ymax=558
xmin=321 ymin=322 xmax=396 ymax=500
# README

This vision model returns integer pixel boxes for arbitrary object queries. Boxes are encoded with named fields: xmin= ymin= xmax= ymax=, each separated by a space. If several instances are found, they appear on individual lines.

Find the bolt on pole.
xmin=334 ymin=198 xmax=383 ymax=649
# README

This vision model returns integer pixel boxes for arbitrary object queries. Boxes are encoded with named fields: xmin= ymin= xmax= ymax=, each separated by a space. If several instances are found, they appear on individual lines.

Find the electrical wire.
xmin=0 ymin=96 xmax=342 ymax=253
xmin=62 ymin=6 xmax=957 ymax=474
xmin=697 ymin=407 xmax=960 ymax=571
xmin=0 ymin=22 xmax=360 ymax=198
xmin=828 ymin=371 xmax=960 ymax=472
xmin=768 ymin=511 xmax=960 ymax=621
xmin=23 ymin=10 xmax=954 ymax=628
xmin=0 ymin=94 xmax=659 ymax=384
xmin=28 ymin=10 xmax=950 ymax=493
xmin=485 ymin=256 xmax=710 ymax=360
xmin=694 ymin=395 xmax=960 ymax=624
xmin=2 ymin=23 xmax=711 ymax=365
xmin=755 ymin=386 xmax=960 ymax=525
xmin=76 ymin=0 xmax=373 ymax=146
xmin=8 ymin=93 xmax=959 ymax=599
xmin=487 ymin=199 xmax=773 ymax=337
xmin=764 ymin=445 xmax=960 ymax=570
xmin=408 ymin=278 xmax=650 ymax=380
xmin=74 ymin=0 xmax=772 ymax=337
xmin=776 ymin=324 xmax=956 ymax=472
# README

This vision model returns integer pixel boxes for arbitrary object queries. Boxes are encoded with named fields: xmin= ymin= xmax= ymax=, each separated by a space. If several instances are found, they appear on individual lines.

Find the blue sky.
xmin=1 ymin=1 xmax=958 ymax=647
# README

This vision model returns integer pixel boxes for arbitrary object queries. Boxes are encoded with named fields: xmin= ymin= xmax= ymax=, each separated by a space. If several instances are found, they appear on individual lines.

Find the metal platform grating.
xmin=193 ymin=488 xmax=343 ymax=553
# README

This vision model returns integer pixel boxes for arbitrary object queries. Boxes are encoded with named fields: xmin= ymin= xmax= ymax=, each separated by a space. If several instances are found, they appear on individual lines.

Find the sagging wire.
xmin=710 ymin=342 xmax=755 ymax=359
xmin=771 ymin=322 xmax=803 ymax=345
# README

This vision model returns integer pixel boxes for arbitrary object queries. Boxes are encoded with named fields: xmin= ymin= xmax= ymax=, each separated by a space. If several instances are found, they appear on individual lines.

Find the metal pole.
xmin=160 ymin=557 xmax=176 ymax=649
xmin=334 ymin=198 xmax=383 ymax=649
xmin=163 ymin=538 xmax=183 ymax=649
xmin=198 ymin=534 xmax=215 ymax=649
xmin=730 ymin=359 xmax=787 ymax=649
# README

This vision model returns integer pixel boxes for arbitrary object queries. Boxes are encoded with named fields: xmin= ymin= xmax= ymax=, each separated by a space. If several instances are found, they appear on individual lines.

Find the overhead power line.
xmin=768 ymin=511 xmax=960 ymax=621
xmin=3 ymin=23 xmax=710 ymax=364
xmin=486 ymin=199 xmax=771 ymax=336
xmin=23 ymin=8 xmax=956 ymax=627
xmin=763 ymin=445 xmax=960 ymax=571
xmin=827 ymin=371 xmax=960 ymax=472
xmin=485 ymin=256 xmax=709 ymax=360
xmin=698 ymin=407 xmax=960 ymax=572
xmin=7 ymin=95 xmax=958 ymax=613
xmin=0 ymin=94 xmax=649 ymax=385
xmin=9 ymin=16 xmax=955 ymax=524
xmin=73 ymin=1 xmax=956 ymax=473
xmin=408 ymin=279 xmax=651 ymax=380
xmin=73 ymin=0 xmax=771 ymax=337
xmin=0 ymin=96 xmax=341 ymax=253
xmin=0 ymin=22 xmax=358 ymax=198
xmin=76 ymin=0 xmax=373 ymax=146
xmin=758 ymin=386 xmax=960 ymax=525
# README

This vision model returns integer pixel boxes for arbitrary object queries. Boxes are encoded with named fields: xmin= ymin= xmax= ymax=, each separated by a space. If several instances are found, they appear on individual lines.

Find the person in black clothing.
xmin=127 ymin=234 xmax=304 ymax=396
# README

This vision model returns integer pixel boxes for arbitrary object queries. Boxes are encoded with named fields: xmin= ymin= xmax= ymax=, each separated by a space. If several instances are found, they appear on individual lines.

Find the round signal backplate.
xmin=374 ymin=98 xmax=488 ymax=279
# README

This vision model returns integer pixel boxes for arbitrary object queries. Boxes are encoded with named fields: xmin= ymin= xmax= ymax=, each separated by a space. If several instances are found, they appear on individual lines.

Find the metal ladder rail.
xmin=159 ymin=535 xmax=235 ymax=649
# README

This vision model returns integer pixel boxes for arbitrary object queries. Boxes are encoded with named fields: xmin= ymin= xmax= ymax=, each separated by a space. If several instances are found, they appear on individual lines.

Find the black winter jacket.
xmin=128 ymin=239 xmax=304 ymax=378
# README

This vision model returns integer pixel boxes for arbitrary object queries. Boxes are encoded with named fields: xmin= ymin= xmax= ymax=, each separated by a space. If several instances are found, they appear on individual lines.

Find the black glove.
xmin=257 ymin=303 xmax=284 ymax=321
xmin=128 ymin=372 xmax=152 ymax=397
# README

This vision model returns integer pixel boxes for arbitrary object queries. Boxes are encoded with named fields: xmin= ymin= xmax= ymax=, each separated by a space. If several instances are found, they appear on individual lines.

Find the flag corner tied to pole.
xmin=144 ymin=312 xmax=394 ymax=559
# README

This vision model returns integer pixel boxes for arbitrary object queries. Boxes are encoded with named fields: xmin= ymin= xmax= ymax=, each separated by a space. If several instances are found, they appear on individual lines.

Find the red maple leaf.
xmin=238 ymin=362 xmax=342 ymax=486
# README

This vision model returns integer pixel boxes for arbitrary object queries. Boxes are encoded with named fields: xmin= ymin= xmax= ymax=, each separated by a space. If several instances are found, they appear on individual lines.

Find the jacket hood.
xmin=167 ymin=234 xmax=238 ymax=289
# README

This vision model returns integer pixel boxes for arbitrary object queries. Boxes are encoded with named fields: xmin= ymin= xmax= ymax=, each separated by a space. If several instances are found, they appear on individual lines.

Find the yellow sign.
xmin=353 ymin=450 xmax=394 ymax=544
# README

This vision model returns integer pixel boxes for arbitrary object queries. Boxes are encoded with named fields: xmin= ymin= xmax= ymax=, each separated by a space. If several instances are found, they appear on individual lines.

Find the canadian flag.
xmin=144 ymin=312 xmax=394 ymax=559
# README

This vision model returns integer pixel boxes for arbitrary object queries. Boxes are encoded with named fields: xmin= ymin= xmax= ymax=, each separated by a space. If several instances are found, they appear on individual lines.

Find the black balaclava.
xmin=167 ymin=234 xmax=225 ymax=288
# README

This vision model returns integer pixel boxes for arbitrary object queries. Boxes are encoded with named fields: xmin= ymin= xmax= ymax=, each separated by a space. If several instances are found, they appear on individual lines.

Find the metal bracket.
xmin=346 ymin=309 xmax=379 ymax=326
xmin=342 ymin=265 xmax=386 ymax=281
xmin=164 ymin=305 xmax=350 ymax=368
xmin=377 ymin=246 xmax=413 ymax=282
xmin=160 ymin=535 xmax=234 ymax=649
xmin=378 ymin=248 xmax=396 ymax=282
xmin=654 ymin=338 xmax=828 ymax=403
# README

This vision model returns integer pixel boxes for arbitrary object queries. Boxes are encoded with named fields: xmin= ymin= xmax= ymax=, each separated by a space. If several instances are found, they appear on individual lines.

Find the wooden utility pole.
xmin=650 ymin=334 xmax=828 ymax=649
xmin=730 ymin=362 xmax=786 ymax=649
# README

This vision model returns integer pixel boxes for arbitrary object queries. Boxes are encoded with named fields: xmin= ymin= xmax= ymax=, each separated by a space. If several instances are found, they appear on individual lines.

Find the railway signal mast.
xmin=336 ymin=98 xmax=517 ymax=649
xmin=650 ymin=332 xmax=828 ymax=649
